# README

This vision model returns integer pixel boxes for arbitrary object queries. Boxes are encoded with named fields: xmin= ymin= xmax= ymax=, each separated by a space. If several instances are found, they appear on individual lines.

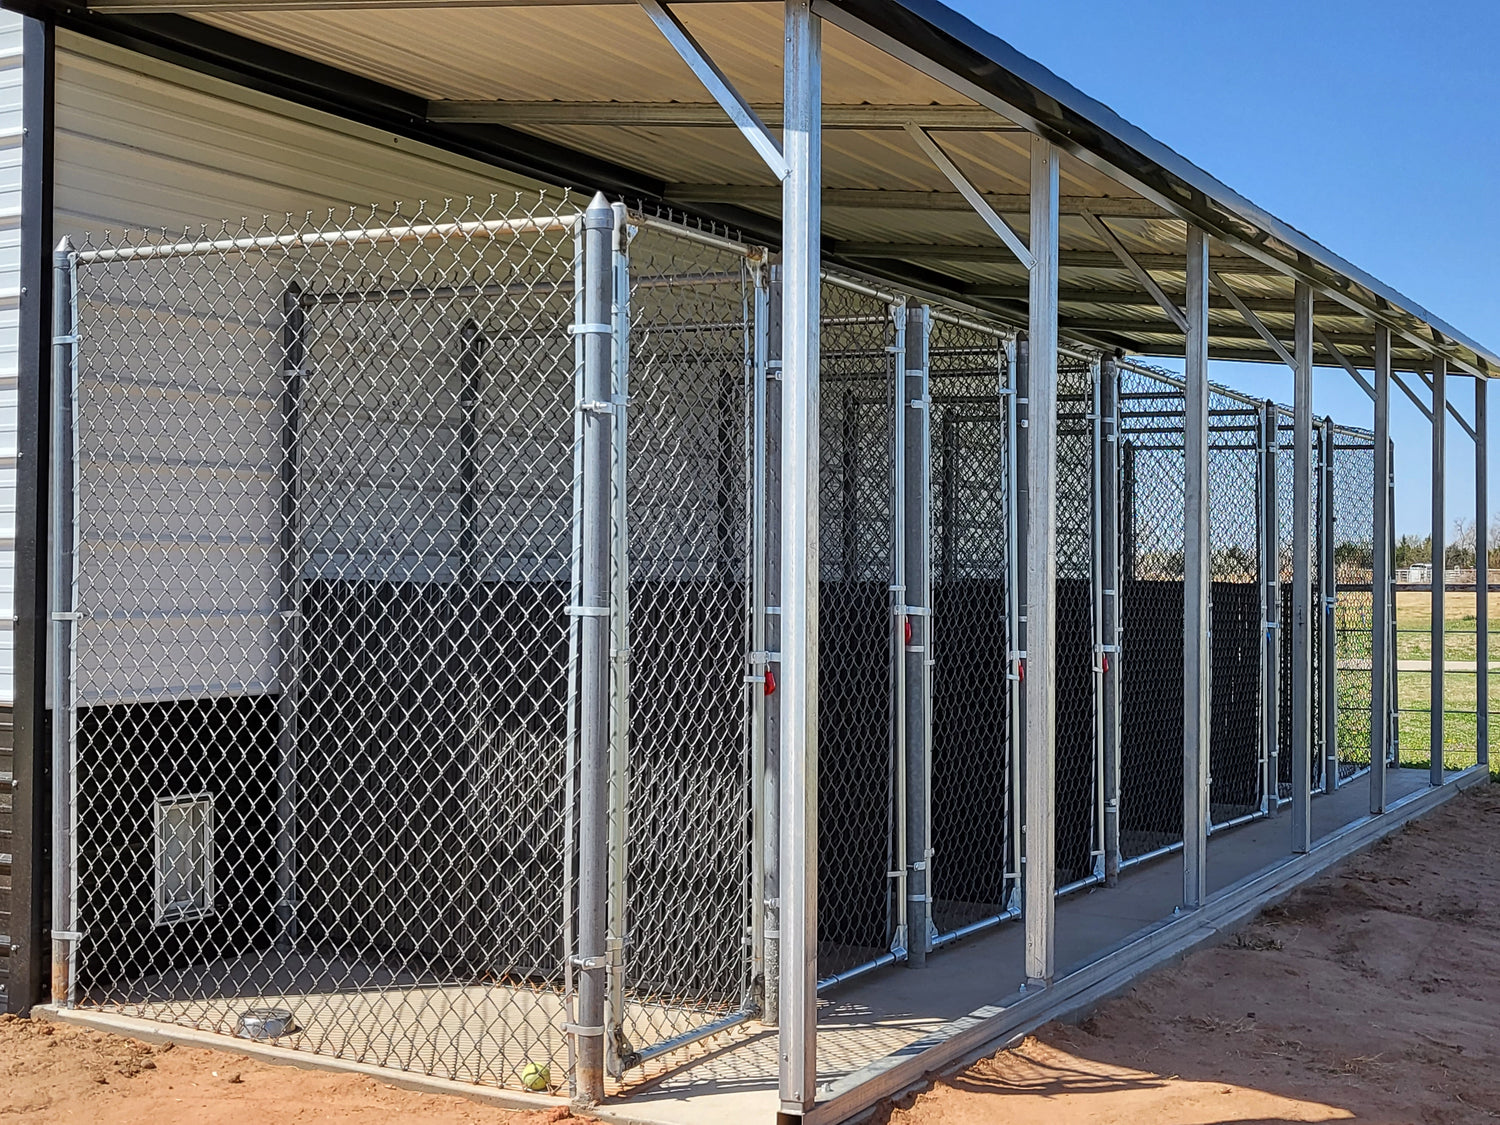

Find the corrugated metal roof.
xmin=57 ymin=0 xmax=1494 ymax=375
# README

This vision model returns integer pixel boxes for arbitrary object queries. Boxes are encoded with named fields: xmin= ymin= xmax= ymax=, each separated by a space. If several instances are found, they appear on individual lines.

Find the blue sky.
xmin=945 ymin=0 xmax=1499 ymax=538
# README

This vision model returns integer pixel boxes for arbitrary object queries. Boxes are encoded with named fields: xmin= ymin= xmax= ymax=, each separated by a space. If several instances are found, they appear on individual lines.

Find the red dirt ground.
xmin=883 ymin=781 xmax=1500 ymax=1125
xmin=0 ymin=782 xmax=1494 ymax=1124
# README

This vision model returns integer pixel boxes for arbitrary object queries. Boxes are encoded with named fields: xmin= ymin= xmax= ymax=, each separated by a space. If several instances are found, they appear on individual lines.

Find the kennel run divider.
xmin=47 ymin=195 xmax=784 ymax=1096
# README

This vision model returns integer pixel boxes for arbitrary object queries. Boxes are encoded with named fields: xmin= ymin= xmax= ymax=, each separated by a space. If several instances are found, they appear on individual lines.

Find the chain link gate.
xmin=1329 ymin=426 xmax=1377 ymax=783
xmin=1118 ymin=364 xmax=1187 ymax=862
xmin=1275 ymin=410 xmax=1324 ymax=800
xmin=1206 ymin=388 xmax=1263 ymax=829
xmin=50 ymin=195 xmax=771 ymax=1096
xmin=1055 ymin=355 xmax=1102 ymax=888
xmin=926 ymin=313 xmax=1016 ymax=940
xmin=1115 ymin=364 xmax=1268 ymax=863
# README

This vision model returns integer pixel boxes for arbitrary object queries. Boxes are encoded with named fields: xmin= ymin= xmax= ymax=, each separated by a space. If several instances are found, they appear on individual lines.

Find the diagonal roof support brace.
xmin=1415 ymin=369 xmax=1478 ymax=440
xmin=1312 ymin=325 xmax=1375 ymax=400
xmin=635 ymin=0 xmax=788 ymax=181
xmin=1391 ymin=370 xmax=1435 ymax=422
xmin=1083 ymin=211 xmax=1187 ymax=333
xmin=904 ymin=123 xmax=1034 ymax=271
xmin=1211 ymin=266 xmax=1294 ymax=371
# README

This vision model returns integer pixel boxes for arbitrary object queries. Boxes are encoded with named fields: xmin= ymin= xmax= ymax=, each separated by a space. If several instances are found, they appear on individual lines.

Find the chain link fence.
xmin=48 ymin=190 xmax=1393 ymax=1102
xmin=1055 ymin=356 xmax=1101 ymax=887
xmin=927 ymin=314 xmax=1015 ymax=938
xmin=1330 ymin=427 xmax=1377 ymax=781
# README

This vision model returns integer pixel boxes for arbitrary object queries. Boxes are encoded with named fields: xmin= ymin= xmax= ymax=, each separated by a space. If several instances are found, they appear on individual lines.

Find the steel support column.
xmin=573 ymin=192 xmax=615 ymax=1108
xmin=1290 ymin=281 xmax=1314 ymax=854
xmin=1182 ymin=228 xmax=1210 ymax=908
xmin=903 ymin=303 xmax=932 ymax=968
xmin=1370 ymin=328 xmax=1392 ymax=813
xmin=778 ymin=0 xmax=821 ymax=1111
xmin=1098 ymin=354 xmax=1121 ymax=885
xmin=1476 ymin=377 xmax=1488 ymax=771
xmin=1431 ymin=360 xmax=1446 ymax=785
xmin=1023 ymin=134 xmax=1059 ymax=987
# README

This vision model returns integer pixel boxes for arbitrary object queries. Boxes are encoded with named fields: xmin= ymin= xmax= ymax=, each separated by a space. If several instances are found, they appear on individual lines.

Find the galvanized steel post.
xmin=1477 ymin=376 xmax=1489 ymax=771
xmin=1182 ymin=227 xmax=1210 ymax=908
xmin=1259 ymin=400 xmax=1281 ymax=815
xmin=903 ymin=303 xmax=932 ymax=967
xmin=778 ymin=0 xmax=821 ymax=1110
xmin=573 ymin=192 xmax=615 ymax=1106
xmin=1370 ymin=328 xmax=1391 ymax=813
xmin=760 ymin=266 xmax=783 ymax=1025
xmin=1290 ymin=281 xmax=1314 ymax=854
xmin=1023 ymin=134 xmax=1059 ymax=987
xmin=1098 ymin=354 xmax=1121 ymax=885
xmin=1431 ymin=359 xmax=1446 ymax=786
xmin=49 ymin=239 xmax=77 ymax=1006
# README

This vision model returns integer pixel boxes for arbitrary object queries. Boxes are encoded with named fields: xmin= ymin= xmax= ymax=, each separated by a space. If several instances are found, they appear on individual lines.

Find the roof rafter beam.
xmin=904 ymin=123 xmax=1033 ymax=271
xmin=831 ymin=243 xmax=1283 ymax=272
xmin=1210 ymin=266 xmax=1294 ymax=371
xmin=661 ymin=184 xmax=1162 ymax=215
xmin=1312 ymin=325 xmax=1375 ymax=401
xmin=1081 ymin=211 xmax=1186 ymax=332
xmin=1059 ymin=318 xmax=1377 ymax=346
xmin=964 ymin=284 xmax=1358 ymax=317
xmin=429 ymin=102 xmax=1021 ymax=130
xmin=633 ymin=0 xmax=786 ymax=181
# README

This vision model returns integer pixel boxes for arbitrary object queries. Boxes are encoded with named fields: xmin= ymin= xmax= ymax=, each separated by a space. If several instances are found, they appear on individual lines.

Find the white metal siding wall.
xmin=54 ymin=33 xmax=548 ymax=704
xmin=0 ymin=15 xmax=23 ymax=702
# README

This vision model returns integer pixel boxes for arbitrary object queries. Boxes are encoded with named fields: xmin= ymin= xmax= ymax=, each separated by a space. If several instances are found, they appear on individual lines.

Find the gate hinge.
xmin=569 ymin=322 xmax=613 ymax=336
xmin=577 ymin=399 xmax=615 ymax=416
xmin=566 ymin=604 xmax=610 ymax=617
xmin=569 ymin=953 xmax=608 ymax=971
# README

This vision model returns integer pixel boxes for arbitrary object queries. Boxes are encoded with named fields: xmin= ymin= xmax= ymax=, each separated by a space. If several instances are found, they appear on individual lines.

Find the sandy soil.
xmin=0 ymin=1016 xmax=574 ymax=1124
xmin=1 ymin=784 xmax=1494 ymax=1124
xmin=882 ymin=781 xmax=1500 ymax=1125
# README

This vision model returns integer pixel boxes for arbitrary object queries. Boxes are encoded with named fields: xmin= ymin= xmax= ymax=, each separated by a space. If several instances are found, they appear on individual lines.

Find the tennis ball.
xmin=520 ymin=1061 xmax=551 ymax=1091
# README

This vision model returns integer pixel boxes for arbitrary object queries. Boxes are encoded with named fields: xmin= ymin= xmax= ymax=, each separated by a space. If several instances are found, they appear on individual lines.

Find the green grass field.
xmin=1394 ymin=590 xmax=1499 ymax=775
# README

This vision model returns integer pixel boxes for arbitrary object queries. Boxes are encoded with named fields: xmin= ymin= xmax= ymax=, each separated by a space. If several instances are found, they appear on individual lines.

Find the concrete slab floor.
xmin=609 ymin=766 xmax=1438 ymax=1125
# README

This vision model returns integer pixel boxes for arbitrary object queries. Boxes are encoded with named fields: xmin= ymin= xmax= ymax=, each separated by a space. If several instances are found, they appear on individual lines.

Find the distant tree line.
xmin=1395 ymin=513 xmax=1500 ymax=568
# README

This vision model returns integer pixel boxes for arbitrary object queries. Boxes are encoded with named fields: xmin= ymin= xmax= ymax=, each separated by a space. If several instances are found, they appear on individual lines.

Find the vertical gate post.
xmin=1431 ymin=360 xmax=1447 ymax=785
xmin=1477 ymin=376 xmax=1489 ymax=771
xmin=1259 ymin=401 xmax=1281 ymax=815
xmin=48 ymin=239 xmax=75 ymax=1006
xmin=759 ymin=266 xmax=783 ymax=1025
xmin=1290 ymin=282 xmax=1314 ymax=854
xmin=779 ymin=0 xmax=821 ymax=1110
xmin=605 ymin=201 xmax=633 ymax=1076
xmin=1011 ymin=335 xmax=1028 ymax=907
xmin=1098 ymin=355 xmax=1121 ymax=885
xmin=1319 ymin=420 xmax=1338 ymax=792
xmin=1182 ymin=227 xmax=1210 ymax=909
xmin=902 ymin=303 xmax=932 ymax=967
xmin=1370 ymin=328 xmax=1392 ymax=812
xmin=1023 ymin=134 xmax=1059 ymax=987
xmin=274 ymin=283 xmax=306 ymax=955
xmin=573 ymin=192 xmax=616 ymax=1107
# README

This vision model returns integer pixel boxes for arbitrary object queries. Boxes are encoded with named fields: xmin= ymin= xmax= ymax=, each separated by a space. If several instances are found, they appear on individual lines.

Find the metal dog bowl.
xmin=236 ymin=1006 xmax=296 ymax=1039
